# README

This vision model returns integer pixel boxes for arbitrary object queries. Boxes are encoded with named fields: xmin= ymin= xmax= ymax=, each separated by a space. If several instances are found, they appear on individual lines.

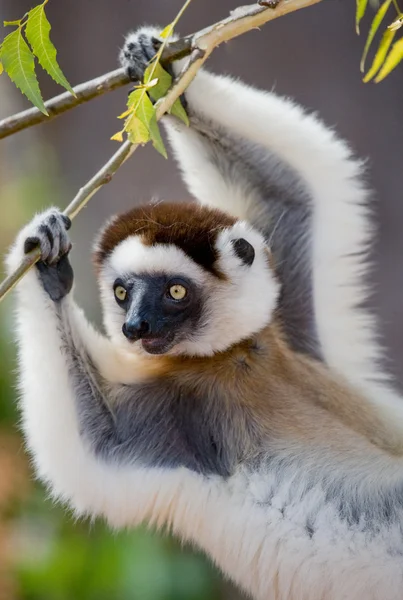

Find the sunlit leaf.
xmin=127 ymin=88 xmax=143 ymax=108
xmin=144 ymin=77 xmax=158 ymax=89
xmin=25 ymin=3 xmax=74 ymax=94
xmin=133 ymin=89 xmax=155 ymax=130
xmin=124 ymin=89 xmax=152 ymax=145
xmin=375 ymin=36 xmax=403 ymax=80
xmin=0 ymin=28 xmax=48 ymax=114
xmin=125 ymin=115 xmax=150 ymax=145
xmin=160 ymin=23 xmax=174 ymax=39
xmin=144 ymin=61 xmax=189 ymax=126
xmin=117 ymin=107 xmax=133 ymax=119
xmin=110 ymin=130 xmax=124 ymax=142
xmin=356 ymin=0 xmax=369 ymax=33
xmin=363 ymin=27 xmax=396 ymax=80
xmin=0 ymin=62 xmax=3 ymax=75
xmin=360 ymin=0 xmax=393 ymax=71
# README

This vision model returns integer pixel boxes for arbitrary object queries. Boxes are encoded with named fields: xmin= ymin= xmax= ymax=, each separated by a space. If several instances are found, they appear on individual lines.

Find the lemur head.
xmin=93 ymin=203 xmax=279 ymax=357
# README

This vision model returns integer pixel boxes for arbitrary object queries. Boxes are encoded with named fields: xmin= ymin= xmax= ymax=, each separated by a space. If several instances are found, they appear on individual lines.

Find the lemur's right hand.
xmin=6 ymin=209 xmax=74 ymax=302
xmin=119 ymin=26 xmax=177 ymax=83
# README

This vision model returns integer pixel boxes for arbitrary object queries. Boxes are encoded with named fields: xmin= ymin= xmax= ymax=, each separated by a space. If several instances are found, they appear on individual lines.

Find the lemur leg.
xmin=121 ymin=28 xmax=402 ymax=402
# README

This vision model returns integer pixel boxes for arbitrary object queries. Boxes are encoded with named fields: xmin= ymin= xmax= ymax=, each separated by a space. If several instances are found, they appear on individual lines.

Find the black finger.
xmin=61 ymin=215 xmax=72 ymax=231
xmin=24 ymin=236 xmax=40 ymax=254
xmin=38 ymin=224 xmax=54 ymax=247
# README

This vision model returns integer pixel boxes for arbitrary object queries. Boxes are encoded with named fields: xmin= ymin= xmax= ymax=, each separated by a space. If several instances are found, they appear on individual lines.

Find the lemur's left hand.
xmin=6 ymin=208 xmax=74 ymax=302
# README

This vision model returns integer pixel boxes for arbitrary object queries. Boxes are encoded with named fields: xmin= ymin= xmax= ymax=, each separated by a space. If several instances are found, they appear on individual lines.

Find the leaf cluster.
xmin=357 ymin=0 xmax=403 ymax=82
xmin=0 ymin=0 xmax=74 ymax=115
xmin=111 ymin=7 xmax=191 ymax=158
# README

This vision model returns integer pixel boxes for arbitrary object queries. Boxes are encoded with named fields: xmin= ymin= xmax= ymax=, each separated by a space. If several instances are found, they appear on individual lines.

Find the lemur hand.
xmin=119 ymin=26 xmax=176 ymax=83
xmin=6 ymin=209 xmax=74 ymax=302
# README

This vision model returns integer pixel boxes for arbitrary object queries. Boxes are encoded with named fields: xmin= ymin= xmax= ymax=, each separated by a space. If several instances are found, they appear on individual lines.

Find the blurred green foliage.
xmin=16 ymin=506 xmax=220 ymax=600
xmin=0 ymin=142 xmax=224 ymax=600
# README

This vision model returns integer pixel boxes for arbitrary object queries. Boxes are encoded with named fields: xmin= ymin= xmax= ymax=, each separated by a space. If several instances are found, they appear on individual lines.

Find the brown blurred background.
xmin=0 ymin=0 xmax=402 ymax=598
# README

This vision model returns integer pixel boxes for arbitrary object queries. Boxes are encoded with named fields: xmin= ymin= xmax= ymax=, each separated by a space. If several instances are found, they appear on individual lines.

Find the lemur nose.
xmin=122 ymin=319 xmax=150 ymax=340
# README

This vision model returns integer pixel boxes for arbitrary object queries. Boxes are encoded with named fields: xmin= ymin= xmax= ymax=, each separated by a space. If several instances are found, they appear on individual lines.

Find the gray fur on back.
xmin=188 ymin=115 xmax=321 ymax=360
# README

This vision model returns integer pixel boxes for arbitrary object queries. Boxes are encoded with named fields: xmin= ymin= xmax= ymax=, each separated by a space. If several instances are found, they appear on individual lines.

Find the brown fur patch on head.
xmin=93 ymin=202 xmax=237 ymax=277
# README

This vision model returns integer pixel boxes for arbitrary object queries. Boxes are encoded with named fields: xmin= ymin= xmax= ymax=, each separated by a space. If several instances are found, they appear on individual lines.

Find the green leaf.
xmin=375 ymin=36 xmax=403 ymax=80
xmin=144 ymin=61 xmax=171 ymax=99
xmin=127 ymin=89 xmax=154 ymax=126
xmin=0 ymin=61 xmax=3 ymax=75
xmin=25 ymin=3 xmax=74 ymax=95
xmin=169 ymin=97 xmax=189 ymax=126
xmin=3 ymin=20 xmax=22 ymax=27
xmin=144 ymin=61 xmax=189 ymax=126
xmin=149 ymin=112 xmax=168 ymax=158
xmin=125 ymin=89 xmax=152 ymax=145
xmin=360 ymin=0 xmax=393 ymax=71
xmin=356 ymin=0 xmax=369 ymax=33
xmin=0 ymin=28 xmax=48 ymax=114
xmin=125 ymin=114 xmax=149 ymax=145
xmin=134 ymin=90 xmax=155 ymax=131
xmin=124 ymin=89 xmax=167 ymax=155
xmin=363 ymin=27 xmax=396 ymax=80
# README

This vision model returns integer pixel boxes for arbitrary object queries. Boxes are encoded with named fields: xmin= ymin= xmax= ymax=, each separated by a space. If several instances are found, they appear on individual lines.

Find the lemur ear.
xmin=231 ymin=238 xmax=255 ymax=266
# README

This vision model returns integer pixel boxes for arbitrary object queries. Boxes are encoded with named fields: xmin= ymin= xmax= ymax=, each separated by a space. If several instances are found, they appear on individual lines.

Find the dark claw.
xmin=258 ymin=0 xmax=281 ymax=7
xmin=24 ymin=236 xmax=40 ymax=254
xmin=152 ymin=37 xmax=162 ymax=52
xmin=39 ymin=224 xmax=54 ymax=246
xmin=62 ymin=215 xmax=72 ymax=230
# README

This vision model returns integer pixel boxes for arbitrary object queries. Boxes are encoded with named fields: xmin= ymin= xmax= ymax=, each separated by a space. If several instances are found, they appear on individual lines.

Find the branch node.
xmin=101 ymin=174 xmax=113 ymax=185
xmin=258 ymin=0 xmax=281 ymax=8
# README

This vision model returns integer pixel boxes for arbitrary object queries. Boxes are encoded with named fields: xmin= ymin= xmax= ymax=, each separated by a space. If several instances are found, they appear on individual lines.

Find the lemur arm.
xmin=121 ymin=27 xmax=399 ymax=400
xmin=5 ymin=210 xmax=233 ymax=517
xmin=4 ymin=210 xmax=135 ymax=514
xmin=171 ymin=71 xmax=374 ymax=387
xmin=172 ymin=75 xmax=403 ymax=422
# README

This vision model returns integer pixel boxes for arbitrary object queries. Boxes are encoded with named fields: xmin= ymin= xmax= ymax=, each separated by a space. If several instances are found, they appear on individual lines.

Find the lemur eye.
xmin=114 ymin=285 xmax=127 ymax=301
xmin=168 ymin=284 xmax=187 ymax=300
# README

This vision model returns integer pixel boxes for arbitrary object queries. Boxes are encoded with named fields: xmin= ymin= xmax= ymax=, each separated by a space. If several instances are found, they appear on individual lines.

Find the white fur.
xmin=99 ymin=223 xmax=279 ymax=356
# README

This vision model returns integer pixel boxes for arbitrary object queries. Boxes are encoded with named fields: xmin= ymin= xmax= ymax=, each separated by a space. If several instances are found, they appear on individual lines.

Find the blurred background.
xmin=0 ymin=0 xmax=402 ymax=598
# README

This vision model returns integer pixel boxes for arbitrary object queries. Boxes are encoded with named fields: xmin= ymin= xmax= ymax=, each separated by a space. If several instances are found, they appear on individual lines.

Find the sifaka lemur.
xmin=6 ymin=26 xmax=403 ymax=600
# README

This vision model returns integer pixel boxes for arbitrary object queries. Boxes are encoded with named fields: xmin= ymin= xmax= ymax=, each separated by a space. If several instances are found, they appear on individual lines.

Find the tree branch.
xmin=0 ymin=39 xmax=193 ymax=140
xmin=0 ymin=0 xmax=322 ymax=303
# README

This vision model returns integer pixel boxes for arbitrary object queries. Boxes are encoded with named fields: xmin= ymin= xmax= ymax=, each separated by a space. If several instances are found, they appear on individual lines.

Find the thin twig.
xmin=0 ymin=0 xmax=322 ymax=303
xmin=392 ymin=0 xmax=402 ymax=18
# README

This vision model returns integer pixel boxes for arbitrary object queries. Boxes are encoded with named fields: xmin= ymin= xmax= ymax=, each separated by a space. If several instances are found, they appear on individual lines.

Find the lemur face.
xmin=111 ymin=271 xmax=204 ymax=355
xmin=94 ymin=203 xmax=280 ymax=356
